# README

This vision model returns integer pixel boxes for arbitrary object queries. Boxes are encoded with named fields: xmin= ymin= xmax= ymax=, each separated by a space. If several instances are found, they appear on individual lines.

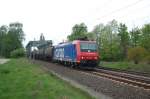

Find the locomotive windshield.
xmin=80 ymin=42 xmax=97 ymax=52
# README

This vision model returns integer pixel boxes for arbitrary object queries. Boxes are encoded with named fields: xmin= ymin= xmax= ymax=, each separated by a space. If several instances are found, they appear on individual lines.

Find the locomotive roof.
xmin=54 ymin=40 xmax=96 ymax=48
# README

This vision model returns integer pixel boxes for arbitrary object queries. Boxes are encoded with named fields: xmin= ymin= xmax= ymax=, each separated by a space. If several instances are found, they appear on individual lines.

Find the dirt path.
xmin=0 ymin=59 xmax=10 ymax=64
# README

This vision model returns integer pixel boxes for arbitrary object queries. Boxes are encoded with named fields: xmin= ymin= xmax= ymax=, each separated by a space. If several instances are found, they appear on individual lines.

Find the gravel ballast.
xmin=32 ymin=60 xmax=150 ymax=99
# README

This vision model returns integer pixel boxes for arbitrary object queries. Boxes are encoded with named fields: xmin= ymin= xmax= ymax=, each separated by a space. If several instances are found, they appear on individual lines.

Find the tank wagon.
xmin=35 ymin=43 xmax=53 ymax=60
xmin=26 ymin=39 xmax=53 ymax=61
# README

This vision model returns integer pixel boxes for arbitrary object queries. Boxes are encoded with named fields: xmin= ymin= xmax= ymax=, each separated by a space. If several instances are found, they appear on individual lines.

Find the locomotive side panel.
xmin=53 ymin=46 xmax=64 ymax=61
xmin=64 ymin=44 xmax=77 ymax=62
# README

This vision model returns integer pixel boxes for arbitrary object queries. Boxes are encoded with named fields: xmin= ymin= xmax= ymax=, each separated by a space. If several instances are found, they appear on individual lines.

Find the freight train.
xmin=29 ymin=40 xmax=99 ymax=69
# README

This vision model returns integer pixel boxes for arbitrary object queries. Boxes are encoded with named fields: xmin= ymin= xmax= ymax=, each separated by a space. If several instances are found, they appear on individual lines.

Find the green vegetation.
xmin=10 ymin=48 xmax=25 ymax=58
xmin=118 ymin=23 xmax=130 ymax=59
xmin=67 ymin=20 xmax=150 ymax=64
xmin=100 ymin=61 xmax=150 ymax=73
xmin=0 ymin=59 xmax=94 ymax=99
xmin=67 ymin=23 xmax=88 ymax=41
xmin=0 ymin=22 xmax=24 ymax=58
xmin=127 ymin=47 xmax=147 ymax=64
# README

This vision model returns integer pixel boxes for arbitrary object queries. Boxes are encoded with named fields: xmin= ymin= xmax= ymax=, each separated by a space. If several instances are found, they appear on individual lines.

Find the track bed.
xmin=31 ymin=60 xmax=150 ymax=99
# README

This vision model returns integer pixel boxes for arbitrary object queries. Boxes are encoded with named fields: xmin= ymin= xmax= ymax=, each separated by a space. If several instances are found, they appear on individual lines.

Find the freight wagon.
xmin=27 ymin=39 xmax=99 ymax=69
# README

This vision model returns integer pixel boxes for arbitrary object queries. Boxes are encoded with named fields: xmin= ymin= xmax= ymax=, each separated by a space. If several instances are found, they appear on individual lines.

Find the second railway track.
xmin=88 ymin=67 xmax=150 ymax=90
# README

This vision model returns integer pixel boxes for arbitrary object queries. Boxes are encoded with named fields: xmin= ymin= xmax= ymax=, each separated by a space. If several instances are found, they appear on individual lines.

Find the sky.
xmin=0 ymin=0 xmax=150 ymax=46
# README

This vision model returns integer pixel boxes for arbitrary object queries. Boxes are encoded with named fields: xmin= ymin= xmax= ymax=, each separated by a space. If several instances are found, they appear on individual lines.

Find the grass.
xmin=100 ymin=61 xmax=150 ymax=73
xmin=0 ymin=58 xmax=95 ymax=99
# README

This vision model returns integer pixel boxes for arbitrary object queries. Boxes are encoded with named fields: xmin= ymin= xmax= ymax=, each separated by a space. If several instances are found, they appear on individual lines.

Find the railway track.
xmin=32 ymin=59 xmax=150 ymax=90
xmin=63 ymin=65 xmax=150 ymax=90
xmin=32 ymin=60 xmax=150 ymax=99
xmin=98 ymin=66 xmax=150 ymax=77
xmin=87 ymin=67 xmax=150 ymax=90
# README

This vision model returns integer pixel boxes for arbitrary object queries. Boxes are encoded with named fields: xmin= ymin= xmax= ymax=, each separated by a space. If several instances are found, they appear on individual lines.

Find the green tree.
xmin=67 ymin=23 xmax=87 ymax=41
xmin=0 ymin=25 xmax=8 ymax=56
xmin=141 ymin=24 xmax=150 ymax=51
xmin=108 ymin=20 xmax=119 ymax=60
xmin=89 ymin=24 xmax=105 ymax=51
xmin=118 ymin=23 xmax=130 ymax=60
xmin=0 ymin=22 xmax=25 ymax=57
xmin=98 ymin=20 xmax=120 ymax=61
xmin=9 ymin=22 xmax=25 ymax=43
xmin=2 ymin=35 xmax=14 ymax=57
xmin=91 ymin=23 xmax=105 ymax=44
xmin=130 ymin=27 xmax=141 ymax=47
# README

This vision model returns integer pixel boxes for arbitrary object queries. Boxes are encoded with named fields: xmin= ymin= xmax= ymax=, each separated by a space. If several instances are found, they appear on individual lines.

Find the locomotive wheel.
xmin=70 ymin=62 xmax=75 ymax=68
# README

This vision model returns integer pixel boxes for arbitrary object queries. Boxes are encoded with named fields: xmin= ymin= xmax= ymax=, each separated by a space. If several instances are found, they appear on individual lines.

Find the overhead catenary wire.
xmin=86 ymin=0 xmax=147 ymax=30
xmin=96 ymin=0 xmax=145 ymax=20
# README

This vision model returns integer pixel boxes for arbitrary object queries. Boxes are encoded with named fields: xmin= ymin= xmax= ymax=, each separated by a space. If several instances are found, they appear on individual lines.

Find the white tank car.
xmin=31 ymin=47 xmax=38 ymax=59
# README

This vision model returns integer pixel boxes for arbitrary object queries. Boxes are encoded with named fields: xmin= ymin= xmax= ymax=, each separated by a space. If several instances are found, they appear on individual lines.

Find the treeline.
xmin=0 ymin=22 xmax=25 ymax=58
xmin=67 ymin=20 xmax=150 ymax=64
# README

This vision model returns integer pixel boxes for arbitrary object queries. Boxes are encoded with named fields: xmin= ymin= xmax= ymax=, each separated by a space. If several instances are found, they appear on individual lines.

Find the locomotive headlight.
xmin=81 ymin=56 xmax=84 ymax=59
xmin=94 ymin=57 xmax=98 ymax=60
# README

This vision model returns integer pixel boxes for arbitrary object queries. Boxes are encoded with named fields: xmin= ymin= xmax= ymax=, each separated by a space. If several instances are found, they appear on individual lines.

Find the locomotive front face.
xmin=76 ymin=41 xmax=99 ymax=66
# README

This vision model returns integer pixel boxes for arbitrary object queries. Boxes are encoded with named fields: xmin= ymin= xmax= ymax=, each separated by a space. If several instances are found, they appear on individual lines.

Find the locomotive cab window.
xmin=80 ymin=42 xmax=97 ymax=52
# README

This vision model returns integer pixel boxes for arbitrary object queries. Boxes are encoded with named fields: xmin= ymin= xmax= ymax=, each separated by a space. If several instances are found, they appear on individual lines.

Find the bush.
xmin=127 ymin=47 xmax=147 ymax=64
xmin=144 ymin=54 xmax=150 ymax=64
xmin=10 ymin=48 xmax=25 ymax=58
